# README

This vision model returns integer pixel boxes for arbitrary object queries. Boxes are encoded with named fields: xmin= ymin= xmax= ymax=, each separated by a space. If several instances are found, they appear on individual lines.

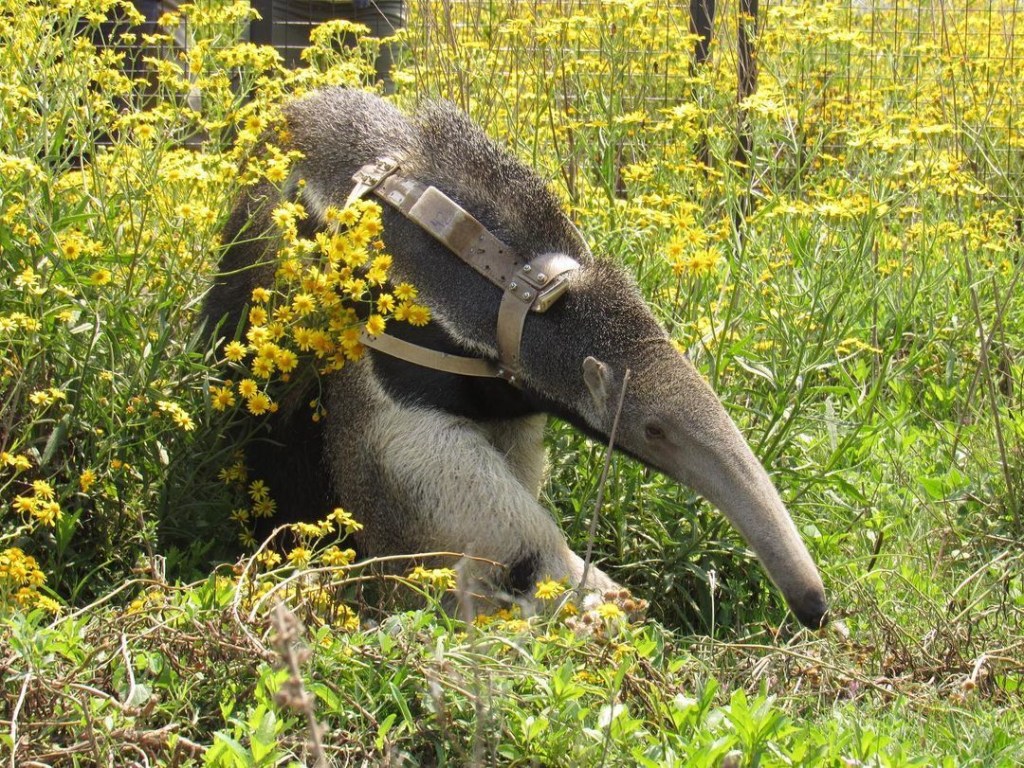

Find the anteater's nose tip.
xmin=792 ymin=589 xmax=829 ymax=630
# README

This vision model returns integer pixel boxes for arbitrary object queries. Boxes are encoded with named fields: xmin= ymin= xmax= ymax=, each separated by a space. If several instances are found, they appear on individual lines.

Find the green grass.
xmin=2 ymin=0 xmax=1023 ymax=765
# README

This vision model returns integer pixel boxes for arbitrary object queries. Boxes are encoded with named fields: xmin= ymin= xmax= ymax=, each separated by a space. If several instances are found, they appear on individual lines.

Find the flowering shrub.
xmin=0 ymin=0 xmax=385 ymax=610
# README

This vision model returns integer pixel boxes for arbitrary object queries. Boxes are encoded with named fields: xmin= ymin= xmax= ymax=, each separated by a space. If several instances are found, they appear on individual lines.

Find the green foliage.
xmin=5 ymin=578 xmax=1022 ymax=765
xmin=0 ymin=0 xmax=381 ymax=606
xmin=2 ymin=0 xmax=1023 ymax=765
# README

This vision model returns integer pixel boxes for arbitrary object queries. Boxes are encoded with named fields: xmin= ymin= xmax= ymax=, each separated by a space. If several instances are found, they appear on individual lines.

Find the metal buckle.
xmin=505 ymin=254 xmax=579 ymax=309
xmin=346 ymin=155 xmax=404 ymax=207
xmin=532 ymin=273 xmax=571 ymax=311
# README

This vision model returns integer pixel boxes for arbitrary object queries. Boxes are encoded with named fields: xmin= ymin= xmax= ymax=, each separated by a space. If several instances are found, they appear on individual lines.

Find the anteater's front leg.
xmin=329 ymin=382 xmax=618 ymax=606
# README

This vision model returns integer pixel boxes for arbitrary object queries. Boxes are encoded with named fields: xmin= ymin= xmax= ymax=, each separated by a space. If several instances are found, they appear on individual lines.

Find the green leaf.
xmin=375 ymin=712 xmax=397 ymax=751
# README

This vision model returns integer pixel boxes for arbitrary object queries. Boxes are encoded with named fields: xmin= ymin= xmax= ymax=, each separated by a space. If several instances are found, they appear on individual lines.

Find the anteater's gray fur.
xmin=205 ymin=88 xmax=828 ymax=626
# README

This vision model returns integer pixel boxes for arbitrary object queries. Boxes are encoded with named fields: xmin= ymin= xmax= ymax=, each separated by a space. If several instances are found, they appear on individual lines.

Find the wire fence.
xmin=98 ymin=1 xmax=1024 ymax=193
xmin=400 ymin=0 xmax=1024 ymax=198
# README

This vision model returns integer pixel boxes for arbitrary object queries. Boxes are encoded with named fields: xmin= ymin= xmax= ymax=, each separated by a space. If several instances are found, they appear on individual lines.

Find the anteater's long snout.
xmin=677 ymin=426 xmax=829 ymax=630
xmin=646 ymin=375 xmax=829 ymax=630
xmin=791 ymin=585 xmax=829 ymax=629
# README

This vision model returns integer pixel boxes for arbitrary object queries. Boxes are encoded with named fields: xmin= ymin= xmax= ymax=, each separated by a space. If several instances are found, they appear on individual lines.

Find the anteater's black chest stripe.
xmin=368 ymin=320 xmax=544 ymax=421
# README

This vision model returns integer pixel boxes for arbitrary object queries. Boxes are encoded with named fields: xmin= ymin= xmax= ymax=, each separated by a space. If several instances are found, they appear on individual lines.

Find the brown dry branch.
xmin=269 ymin=601 xmax=329 ymax=768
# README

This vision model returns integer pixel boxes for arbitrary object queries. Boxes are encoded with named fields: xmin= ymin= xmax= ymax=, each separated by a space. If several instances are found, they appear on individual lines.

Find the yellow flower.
xmin=256 ymin=550 xmax=282 ymax=569
xmin=91 ymin=268 xmax=112 ymax=286
xmin=29 ymin=390 xmax=54 ymax=406
xmin=246 ymin=325 xmax=270 ymax=346
xmin=664 ymin=236 xmax=687 ymax=262
xmin=534 ymin=579 xmax=568 ymax=600
xmin=275 ymin=348 xmax=298 ymax=374
xmin=287 ymin=547 xmax=312 ymax=567
xmin=333 ymin=603 xmax=360 ymax=632
xmin=292 ymin=292 xmax=316 ymax=315
xmin=237 ymin=379 xmax=259 ymax=399
xmin=365 ymin=314 xmax=387 ymax=337
xmin=405 ymin=304 xmax=431 ymax=327
xmin=361 ymin=215 xmax=384 ymax=239
xmin=595 ymin=602 xmax=625 ymax=621
xmin=12 ymin=496 xmax=36 ymax=515
xmin=246 ymin=392 xmax=272 ymax=415
xmin=174 ymin=412 xmax=195 ymax=431
xmin=688 ymin=248 xmax=720 ymax=276
xmin=309 ymin=330 xmax=335 ymax=356
xmin=265 ymin=161 xmax=289 ymax=183
xmin=252 ymin=355 xmax=276 ymax=379
xmin=251 ymin=286 xmax=272 ymax=303
xmin=292 ymin=326 xmax=314 ymax=351
xmin=342 ymin=278 xmax=367 ymax=299
xmin=231 ymin=507 xmax=250 ymax=523
xmin=291 ymin=521 xmax=326 ymax=539
xmin=223 ymin=341 xmax=248 ymax=362
xmin=1 ymin=452 xmax=32 ymax=471
xmin=156 ymin=400 xmax=195 ymax=431
xmin=271 ymin=206 xmax=295 ymax=230
xmin=322 ymin=546 xmax=356 ymax=567
xmin=34 ymin=594 xmax=61 ymax=614
xmin=394 ymin=282 xmax=417 ymax=301
xmin=365 ymin=267 xmax=387 ymax=286
xmin=14 ymin=266 xmax=40 ymax=291
xmin=248 ymin=479 xmax=270 ymax=502
xmin=32 ymin=479 xmax=55 ymax=500
xmin=211 ymin=385 xmax=236 ymax=411
xmin=407 ymin=566 xmax=457 ymax=590
xmin=248 ymin=306 xmax=268 ymax=326
xmin=33 ymin=500 xmax=62 ymax=526
xmin=219 ymin=460 xmax=247 ymax=484
xmin=335 ymin=205 xmax=360 ymax=228
xmin=252 ymin=497 xmax=277 ymax=518
xmin=79 ymin=469 xmax=97 ymax=493
xmin=327 ymin=507 xmax=363 ymax=533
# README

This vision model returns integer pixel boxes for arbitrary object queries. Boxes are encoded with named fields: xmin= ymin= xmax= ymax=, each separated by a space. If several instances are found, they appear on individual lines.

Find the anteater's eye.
xmin=644 ymin=422 xmax=666 ymax=442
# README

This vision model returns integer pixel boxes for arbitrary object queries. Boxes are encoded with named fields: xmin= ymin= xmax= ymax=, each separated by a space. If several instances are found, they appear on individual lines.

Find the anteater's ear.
xmin=583 ymin=356 xmax=614 ymax=414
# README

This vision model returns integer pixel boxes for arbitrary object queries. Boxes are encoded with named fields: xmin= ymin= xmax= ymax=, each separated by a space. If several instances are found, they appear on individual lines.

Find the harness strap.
xmin=343 ymin=157 xmax=580 ymax=387
xmin=358 ymin=329 xmax=503 ymax=379
xmin=370 ymin=175 xmax=527 ymax=294
xmin=496 ymin=252 xmax=579 ymax=372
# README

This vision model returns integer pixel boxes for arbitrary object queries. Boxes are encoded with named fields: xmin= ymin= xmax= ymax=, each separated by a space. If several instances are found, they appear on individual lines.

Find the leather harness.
xmin=344 ymin=156 xmax=580 ymax=388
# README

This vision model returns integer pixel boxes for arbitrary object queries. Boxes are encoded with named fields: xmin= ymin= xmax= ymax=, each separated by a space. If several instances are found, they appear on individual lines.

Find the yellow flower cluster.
xmin=156 ymin=399 xmax=196 ymax=432
xmin=28 ymin=387 xmax=67 ymax=407
xmin=0 ymin=312 xmax=41 ymax=333
xmin=0 ymin=546 xmax=58 ymax=613
xmin=1 ymin=451 xmax=32 ymax=472
xmin=11 ymin=479 xmax=63 ymax=527
xmin=127 ymin=586 xmax=167 ymax=614
xmin=407 ymin=566 xmax=458 ymax=591
xmin=563 ymin=589 xmax=647 ymax=641
xmin=212 ymin=198 xmax=430 ymax=425
xmin=473 ymin=605 xmax=531 ymax=633
xmin=246 ymin=479 xmax=277 ymax=521
xmin=280 ymin=507 xmax=362 ymax=565
xmin=0 ymin=0 xmax=396 ymax=602
xmin=410 ymin=0 xmax=1023 ymax=369
xmin=322 ymin=545 xmax=357 ymax=567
